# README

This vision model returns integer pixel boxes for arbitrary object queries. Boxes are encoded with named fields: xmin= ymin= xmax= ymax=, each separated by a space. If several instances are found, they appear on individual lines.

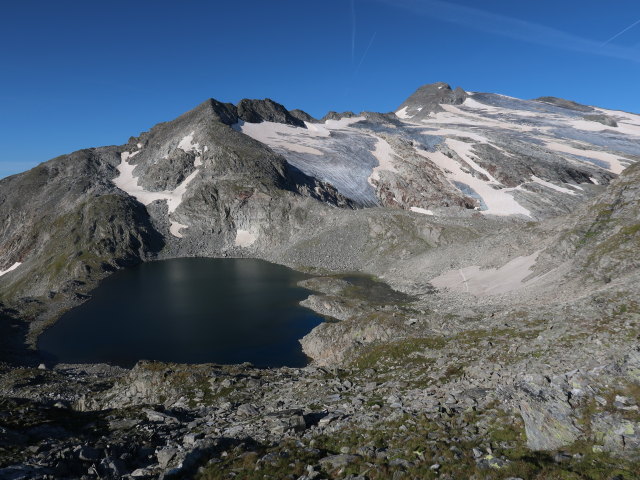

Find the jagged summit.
xmin=236 ymin=98 xmax=307 ymax=128
xmin=178 ymin=97 xmax=315 ymax=129
xmin=289 ymin=109 xmax=318 ymax=124
xmin=320 ymin=111 xmax=357 ymax=122
xmin=395 ymin=82 xmax=467 ymax=119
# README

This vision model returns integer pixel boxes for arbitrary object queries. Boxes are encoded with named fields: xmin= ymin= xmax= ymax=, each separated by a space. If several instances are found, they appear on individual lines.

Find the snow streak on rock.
xmin=530 ymin=176 xmax=577 ymax=196
xmin=410 ymin=207 xmax=434 ymax=216
xmin=368 ymin=137 xmax=398 ymax=186
xmin=113 ymin=135 xmax=204 ymax=238
xmin=0 ymin=262 xmax=22 ymax=277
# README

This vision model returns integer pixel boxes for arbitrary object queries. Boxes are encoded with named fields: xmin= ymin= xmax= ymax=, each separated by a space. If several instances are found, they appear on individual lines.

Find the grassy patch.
xmin=195 ymin=407 xmax=640 ymax=480
xmin=197 ymin=440 xmax=323 ymax=480
xmin=352 ymin=336 xmax=446 ymax=370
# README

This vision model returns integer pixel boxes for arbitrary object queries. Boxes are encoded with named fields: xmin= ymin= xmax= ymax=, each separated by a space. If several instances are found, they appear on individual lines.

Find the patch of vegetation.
xmin=197 ymin=440 xmax=324 ymax=480
xmin=441 ymin=363 xmax=466 ymax=380
xmin=452 ymin=326 xmax=541 ymax=345
xmin=337 ymin=273 xmax=416 ymax=306
xmin=352 ymin=336 xmax=446 ymax=370
xmin=131 ymin=361 xmax=238 ymax=407
xmin=600 ymin=381 xmax=640 ymax=422
xmin=197 ymin=407 xmax=640 ymax=479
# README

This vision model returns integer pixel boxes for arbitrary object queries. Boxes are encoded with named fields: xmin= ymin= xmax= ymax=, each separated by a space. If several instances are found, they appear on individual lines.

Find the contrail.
xmin=355 ymin=31 xmax=377 ymax=73
xmin=602 ymin=18 xmax=640 ymax=46
xmin=351 ymin=0 xmax=356 ymax=63
xmin=372 ymin=0 xmax=640 ymax=63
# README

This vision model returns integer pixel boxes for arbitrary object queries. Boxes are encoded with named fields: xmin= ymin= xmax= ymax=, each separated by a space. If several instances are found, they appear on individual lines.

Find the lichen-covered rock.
xmin=504 ymin=375 xmax=582 ymax=451
xmin=592 ymin=414 xmax=640 ymax=456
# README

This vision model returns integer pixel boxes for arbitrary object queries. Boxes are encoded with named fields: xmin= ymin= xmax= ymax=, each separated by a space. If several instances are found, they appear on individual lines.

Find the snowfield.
xmin=236 ymin=117 xmax=381 ymax=206
xmin=235 ymin=91 xmax=640 ymax=219
xmin=430 ymin=251 xmax=541 ymax=296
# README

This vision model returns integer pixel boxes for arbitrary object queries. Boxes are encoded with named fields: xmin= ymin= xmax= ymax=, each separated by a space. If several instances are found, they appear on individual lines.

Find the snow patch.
xmin=323 ymin=116 xmax=366 ymax=128
xmin=415 ymin=147 xmax=531 ymax=217
xmin=178 ymin=131 xmax=204 ymax=167
xmin=113 ymin=149 xmax=200 ymax=238
xmin=237 ymin=121 xmax=324 ymax=155
xmin=304 ymin=122 xmax=331 ymax=137
xmin=530 ymin=176 xmax=577 ymax=196
xmin=178 ymin=132 xmax=201 ymax=153
xmin=169 ymin=221 xmax=188 ymax=238
xmin=0 ymin=262 xmax=21 ymax=277
xmin=430 ymin=252 xmax=540 ymax=296
xmin=410 ymin=207 xmax=434 ymax=216
xmin=585 ymin=108 xmax=640 ymax=137
xmin=567 ymin=119 xmax=610 ymax=132
xmin=121 ymin=150 xmax=140 ymax=162
xmin=544 ymin=141 xmax=627 ymax=174
xmin=368 ymin=137 xmax=398 ymax=185
xmin=395 ymin=106 xmax=412 ymax=119
xmin=590 ymin=177 xmax=600 ymax=185
xmin=235 ymin=229 xmax=257 ymax=247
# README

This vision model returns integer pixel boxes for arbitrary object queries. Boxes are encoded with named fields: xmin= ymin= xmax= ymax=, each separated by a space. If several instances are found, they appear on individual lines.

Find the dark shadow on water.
xmin=0 ymin=308 xmax=40 ymax=366
xmin=339 ymin=274 xmax=417 ymax=305
xmin=37 ymin=258 xmax=323 ymax=368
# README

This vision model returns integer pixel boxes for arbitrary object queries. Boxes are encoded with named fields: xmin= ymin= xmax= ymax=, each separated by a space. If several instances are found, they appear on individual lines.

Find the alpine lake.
xmin=38 ymin=258 xmax=324 ymax=368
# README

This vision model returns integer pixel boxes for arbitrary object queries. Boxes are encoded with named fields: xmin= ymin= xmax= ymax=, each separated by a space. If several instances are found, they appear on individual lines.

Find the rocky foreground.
xmin=1 ymin=83 xmax=640 ymax=478
xmin=1 ymin=255 xmax=639 ymax=479
xmin=0 ymin=336 xmax=638 ymax=479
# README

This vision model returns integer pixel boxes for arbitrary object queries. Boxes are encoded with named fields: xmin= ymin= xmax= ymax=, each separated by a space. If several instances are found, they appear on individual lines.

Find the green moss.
xmin=581 ymin=219 xmax=640 ymax=273
xmin=316 ymin=272 xmax=416 ymax=307
xmin=453 ymin=326 xmax=540 ymax=344
xmin=195 ymin=406 xmax=640 ymax=480
xmin=197 ymin=440 xmax=324 ymax=480
xmin=621 ymin=224 xmax=640 ymax=236
xmin=442 ymin=363 xmax=466 ymax=380
xmin=352 ymin=336 xmax=446 ymax=370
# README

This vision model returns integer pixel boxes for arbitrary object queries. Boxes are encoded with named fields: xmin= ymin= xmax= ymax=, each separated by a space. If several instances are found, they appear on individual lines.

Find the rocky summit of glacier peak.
xmin=1 ymin=83 xmax=640 ymax=479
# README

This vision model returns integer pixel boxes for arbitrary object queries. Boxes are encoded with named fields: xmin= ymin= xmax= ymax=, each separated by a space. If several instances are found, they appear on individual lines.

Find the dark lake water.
xmin=38 ymin=258 xmax=323 ymax=368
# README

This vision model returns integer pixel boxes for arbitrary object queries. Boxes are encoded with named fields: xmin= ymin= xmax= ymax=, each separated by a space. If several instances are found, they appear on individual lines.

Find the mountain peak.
xmin=396 ymin=82 xmax=467 ymax=119
xmin=416 ymin=81 xmax=453 ymax=92
xmin=236 ymin=98 xmax=306 ymax=128
xmin=176 ymin=97 xmax=310 ymax=129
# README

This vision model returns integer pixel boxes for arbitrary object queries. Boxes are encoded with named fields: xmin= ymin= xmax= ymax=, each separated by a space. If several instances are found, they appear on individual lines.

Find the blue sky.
xmin=1 ymin=0 xmax=639 ymax=178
